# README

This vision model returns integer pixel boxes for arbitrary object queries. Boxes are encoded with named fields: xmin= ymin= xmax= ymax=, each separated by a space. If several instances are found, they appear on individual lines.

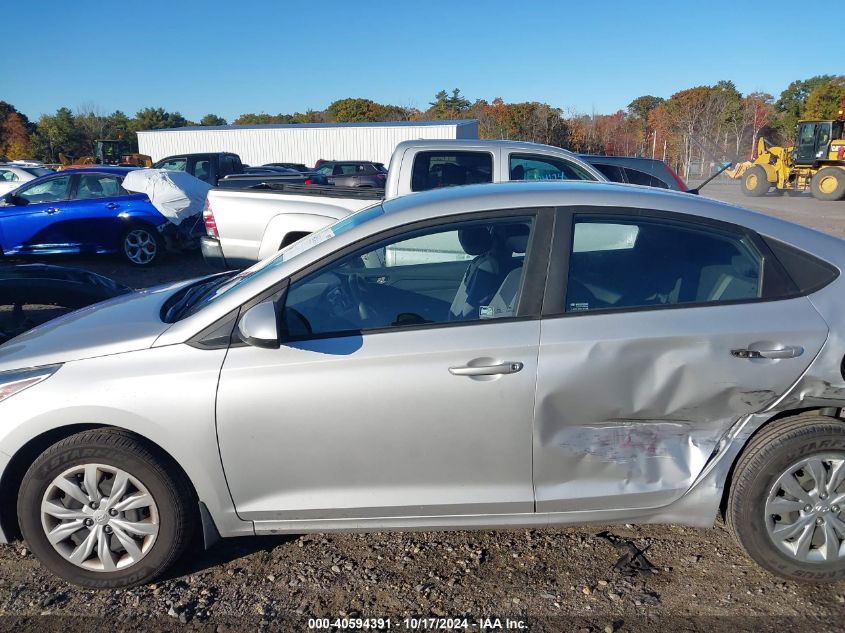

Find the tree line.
xmin=1 ymin=75 xmax=843 ymax=177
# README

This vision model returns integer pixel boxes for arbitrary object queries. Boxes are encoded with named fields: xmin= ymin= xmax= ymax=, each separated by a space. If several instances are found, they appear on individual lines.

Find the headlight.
xmin=0 ymin=365 xmax=61 ymax=404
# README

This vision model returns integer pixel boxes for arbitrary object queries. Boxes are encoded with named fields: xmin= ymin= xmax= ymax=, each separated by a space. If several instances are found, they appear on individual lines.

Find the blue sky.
xmin=1 ymin=1 xmax=837 ymax=122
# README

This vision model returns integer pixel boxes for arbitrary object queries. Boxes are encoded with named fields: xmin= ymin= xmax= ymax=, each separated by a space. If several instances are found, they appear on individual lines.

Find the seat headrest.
xmin=494 ymin=224 xmax=530 ymax=254
xmin=459 ymin=226 xmax=493 ymax=256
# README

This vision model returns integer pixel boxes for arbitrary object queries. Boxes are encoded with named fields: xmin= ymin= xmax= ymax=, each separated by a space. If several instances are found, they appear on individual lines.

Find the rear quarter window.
xmin=623 ymin=167 xmax=669 ymax=189
xmin=764 ymin=237 xmax=839 ymax=294
xmin=591 ymin=163 xmax=626 ymax=183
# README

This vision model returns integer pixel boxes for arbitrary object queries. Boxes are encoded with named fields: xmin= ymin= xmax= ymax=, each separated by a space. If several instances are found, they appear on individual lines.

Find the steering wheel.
xmin=322 ymin=273 xmax=386 ymax=326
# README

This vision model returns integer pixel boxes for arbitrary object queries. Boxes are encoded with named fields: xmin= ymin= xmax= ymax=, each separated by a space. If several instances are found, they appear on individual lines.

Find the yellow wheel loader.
xmin=57 ymin=140 xmax=152 ymax=170
xmin=729 ymin=115 xmax=845 ymax=201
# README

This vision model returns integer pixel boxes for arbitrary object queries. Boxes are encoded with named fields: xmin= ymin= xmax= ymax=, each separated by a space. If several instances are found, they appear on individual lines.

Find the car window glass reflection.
xmin=15 ymin=176 xmax=71 ymax=204
xmin=283 ymin=218 xmax=534 ymax=338
xmin=566 ymin=217 xmax=762 ymax=312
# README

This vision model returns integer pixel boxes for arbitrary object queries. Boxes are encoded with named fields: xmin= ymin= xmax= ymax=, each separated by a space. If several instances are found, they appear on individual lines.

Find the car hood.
xmin=0 ymin=278 xmax=198 ymax=372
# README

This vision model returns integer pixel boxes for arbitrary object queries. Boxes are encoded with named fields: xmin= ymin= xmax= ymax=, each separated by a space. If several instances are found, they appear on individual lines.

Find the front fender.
xmin=0 ymin=345 xmax=253 ymax=539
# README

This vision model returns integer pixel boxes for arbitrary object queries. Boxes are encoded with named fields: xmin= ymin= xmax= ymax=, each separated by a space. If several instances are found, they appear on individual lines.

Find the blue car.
xmin=0 ymin=167 xmax=195 ymax=266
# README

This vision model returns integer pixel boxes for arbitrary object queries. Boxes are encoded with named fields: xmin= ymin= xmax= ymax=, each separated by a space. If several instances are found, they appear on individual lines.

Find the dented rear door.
xmin=533 ymin=208 xmax=829 ymax=512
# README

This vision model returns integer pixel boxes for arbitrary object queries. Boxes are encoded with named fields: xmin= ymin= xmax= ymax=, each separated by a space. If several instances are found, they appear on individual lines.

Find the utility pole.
xmin=652 ymin=131 xmax=657 ymax=160
xmin=662 ymin=140 xmax=667 ymax=162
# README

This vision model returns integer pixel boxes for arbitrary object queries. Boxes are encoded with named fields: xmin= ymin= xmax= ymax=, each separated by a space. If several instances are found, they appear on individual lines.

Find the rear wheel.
xmin=121 ymin=225 xmax=164 ymax=266
xmin=18 ymin=430 xmax=195 ymax=588
xmin=741 ymin=165 xmax=771 ymax=197
xmin=810 ymin=167 xmax=845 ymax=201
xmin=727 ymin=414 xmax=845 ymax=582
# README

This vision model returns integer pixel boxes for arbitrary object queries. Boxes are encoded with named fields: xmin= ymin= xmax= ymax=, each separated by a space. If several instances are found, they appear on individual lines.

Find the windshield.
xmin=177 ymin=204 xmax=385 ymax=319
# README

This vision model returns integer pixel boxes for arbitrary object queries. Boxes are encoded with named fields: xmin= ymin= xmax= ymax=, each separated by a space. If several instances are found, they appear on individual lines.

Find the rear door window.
xmin=74 ymin=174 xmax=124 ymax=199
xmin=411 ymin=151 xmax=493 ymax=192
xmin=194 ymin=159 xmax=213 ymax=182
xmin=509 ymin=153 xmax=595 ymax=181
xmin=565 ymin=215 xmax=763 ymax=313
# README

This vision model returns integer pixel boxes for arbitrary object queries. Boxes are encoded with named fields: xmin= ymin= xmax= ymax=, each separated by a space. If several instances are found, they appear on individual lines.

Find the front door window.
xmin=283 ymin=217 xmax=535 ymax=338
xmin=14 ymin=176 xmax=71 ymax=204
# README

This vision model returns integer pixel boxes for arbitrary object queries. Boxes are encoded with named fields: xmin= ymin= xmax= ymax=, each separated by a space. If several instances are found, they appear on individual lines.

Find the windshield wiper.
xmin=164 ymin=274 xmax=234 ymax=322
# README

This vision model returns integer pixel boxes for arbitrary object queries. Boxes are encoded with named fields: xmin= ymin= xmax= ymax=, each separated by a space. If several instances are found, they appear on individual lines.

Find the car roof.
xmin=157 ymin=153 xmax=238 ymax=160
xmin=320 ymin=160 xmax=377 ymax=165
xmin=379 ymin=180 xmax=845 ymax=266
xmin=61 ymin=166 xmax=140 ymax=175
xmin=14 ymin=166 xmax=139 ymax=186
xmin=393 ymin=138 xmax=582 ymax=156
xmin=578 ymin=154 xmax=667 ymax=166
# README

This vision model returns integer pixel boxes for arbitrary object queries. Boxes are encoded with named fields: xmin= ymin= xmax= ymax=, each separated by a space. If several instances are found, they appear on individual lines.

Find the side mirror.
xmin=236 ymin=300 xmax=279 ymax=349
xmin=4 ymin=194 xmax=25 ymax=206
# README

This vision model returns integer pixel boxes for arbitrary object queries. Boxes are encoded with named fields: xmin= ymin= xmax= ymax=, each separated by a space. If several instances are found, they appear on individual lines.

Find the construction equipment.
xmin=730 ymin=102 xmax=845 ymax=201
xmin=58 ymin=140 xmax=152 ymax=170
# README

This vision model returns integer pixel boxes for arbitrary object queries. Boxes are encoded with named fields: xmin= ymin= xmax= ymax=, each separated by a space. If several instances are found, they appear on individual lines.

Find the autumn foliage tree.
xmin=4 ymin=74 xmax=841 ymax=167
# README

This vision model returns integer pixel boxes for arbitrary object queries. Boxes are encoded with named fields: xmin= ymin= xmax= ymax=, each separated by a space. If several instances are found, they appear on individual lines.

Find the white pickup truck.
xmin=200 ymin=139 xmax=605 ymax=269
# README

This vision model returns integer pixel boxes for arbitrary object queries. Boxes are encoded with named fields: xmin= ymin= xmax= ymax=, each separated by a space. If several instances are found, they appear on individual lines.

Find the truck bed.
xmin=214 ymin=181 xmax=384 ymax=199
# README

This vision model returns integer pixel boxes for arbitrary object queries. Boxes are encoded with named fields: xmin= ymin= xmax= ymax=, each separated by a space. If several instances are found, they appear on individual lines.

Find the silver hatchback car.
xmin=1 ymin=181 xmax=844 ymax=588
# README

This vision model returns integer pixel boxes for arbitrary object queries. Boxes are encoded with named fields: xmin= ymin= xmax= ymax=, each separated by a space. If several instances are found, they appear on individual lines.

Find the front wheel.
xmin=727 ymin=414 xmax=845 ymax=582
xmin=120 ymin=225 xmax=164 ymax=266
xmin=741 ymin=165 xmax=772 ymax=197
xmin=18 ymin=430 xmax=196 ymax=588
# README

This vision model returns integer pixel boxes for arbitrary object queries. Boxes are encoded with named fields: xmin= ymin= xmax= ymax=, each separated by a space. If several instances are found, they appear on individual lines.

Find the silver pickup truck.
xmin=201 ymin=139 xmax=605 ymax=269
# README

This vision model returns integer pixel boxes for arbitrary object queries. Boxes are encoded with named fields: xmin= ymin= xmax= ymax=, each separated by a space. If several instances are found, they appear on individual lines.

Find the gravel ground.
xmin=1 ymin=180 xmax=844 ymax=632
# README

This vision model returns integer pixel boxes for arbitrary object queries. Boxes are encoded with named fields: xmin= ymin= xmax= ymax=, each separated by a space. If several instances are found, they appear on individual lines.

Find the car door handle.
xmin=449 ymin=361 xmax=524 ymax=376
xmin=45 ymin=207 xmax=60 ymax=214
xmin=731 ymin=346 xmax=804 ymax=359
xmin=105 ymin=202 xmax=120 ymax=209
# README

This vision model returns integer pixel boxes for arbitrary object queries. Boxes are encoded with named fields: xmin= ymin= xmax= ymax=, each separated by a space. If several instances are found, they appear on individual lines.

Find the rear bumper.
xmin=201 ymin=236 xmax=229 ymax=270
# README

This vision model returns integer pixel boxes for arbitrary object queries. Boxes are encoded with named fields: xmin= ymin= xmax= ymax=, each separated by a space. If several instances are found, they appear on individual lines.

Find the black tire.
xmin=119 ymin=224 xmax=165 ymax=266
xmin=810 ymin=167 xmax=845 ymax=202
xmin=17 ymin=429 xmax=196 ymax=588
xmin=741 ymin=165 xmax=771 ymax=197
xmin=726 ymin=414 xmax=845 ymax=582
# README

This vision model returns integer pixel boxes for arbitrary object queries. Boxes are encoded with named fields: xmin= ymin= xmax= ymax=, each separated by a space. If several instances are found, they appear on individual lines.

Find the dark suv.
xmin=579 ymin=155 xmax=688 ymax=191
xmin=314 ymin=160 xmax=388 ymax=188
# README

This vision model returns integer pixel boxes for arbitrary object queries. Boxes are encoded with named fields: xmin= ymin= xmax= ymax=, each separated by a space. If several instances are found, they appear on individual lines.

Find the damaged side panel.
xmin=767 ymin=279 xmax=845 ymax=411
xmin=534 ymin=297 xmax=829 ymax=513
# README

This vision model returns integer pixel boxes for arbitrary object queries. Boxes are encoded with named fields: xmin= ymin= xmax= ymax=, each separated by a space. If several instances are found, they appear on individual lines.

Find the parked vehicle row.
xmin=1 ymin=180 xmax=844 ymax=587
xmin=1 ymin=142 xmax=700 ymax=276
xmin=0 ymin=167 xmax=203 ymax=266
xmin=201 ymin=139 xmax=606 ymax=269
xmin=151 ymin=152 xmax=330 ymax=188
xmin=0 ymin=164 xmax=54 ymax=195
xmin=313 ymin=160 xmax=388 ymax=188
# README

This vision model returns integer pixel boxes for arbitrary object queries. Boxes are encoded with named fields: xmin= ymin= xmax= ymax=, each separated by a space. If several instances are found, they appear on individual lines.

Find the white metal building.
xmin=137 ymin=120 xmax=479 ymax=166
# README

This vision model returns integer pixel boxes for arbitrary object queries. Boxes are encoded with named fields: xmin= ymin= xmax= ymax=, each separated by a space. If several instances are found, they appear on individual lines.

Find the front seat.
xmin=78 ymin=178 xmax=103 ymax=199
xmin=484 ymin=226 xmax=531 ymax=318
xmin=449 ymin=225 xmax=519 ymax=320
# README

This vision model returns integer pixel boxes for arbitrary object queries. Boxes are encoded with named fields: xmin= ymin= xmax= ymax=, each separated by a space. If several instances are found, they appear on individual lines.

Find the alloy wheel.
xmin=40 ymin=463 xmax=160 ymax=572
xmin=123 ymin=228 xmax=158 ymax=265
xmin=764 ymin=453 xmax=845 ymax=563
